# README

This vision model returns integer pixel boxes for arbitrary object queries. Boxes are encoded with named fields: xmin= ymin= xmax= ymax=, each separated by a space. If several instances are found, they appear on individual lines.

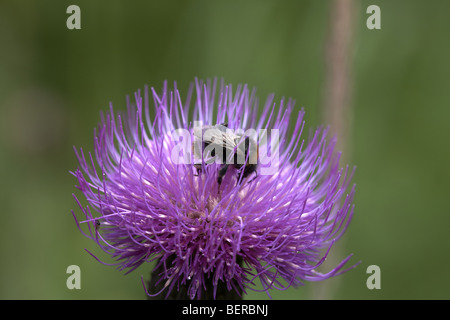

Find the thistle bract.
xmin=71 ymin=78 xmax=357 ymax=299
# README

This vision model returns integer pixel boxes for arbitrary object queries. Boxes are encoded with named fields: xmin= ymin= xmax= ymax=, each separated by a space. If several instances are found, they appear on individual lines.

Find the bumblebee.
xmin=193 ymin=124 xmax=258 ymax=186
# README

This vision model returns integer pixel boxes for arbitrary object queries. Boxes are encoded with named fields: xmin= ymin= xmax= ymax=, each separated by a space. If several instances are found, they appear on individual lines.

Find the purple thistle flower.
xmin=71 ymin=78 xmax=358 ymax=300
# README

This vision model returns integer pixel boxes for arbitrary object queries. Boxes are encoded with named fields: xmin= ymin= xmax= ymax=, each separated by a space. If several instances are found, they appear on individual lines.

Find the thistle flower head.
xmin=71 ymin=78 xmax=357 ymax=299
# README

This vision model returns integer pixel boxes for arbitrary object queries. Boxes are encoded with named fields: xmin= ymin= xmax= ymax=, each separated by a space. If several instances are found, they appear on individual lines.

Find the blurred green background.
xmin=1 ymin=0 xmax=449 ymax=299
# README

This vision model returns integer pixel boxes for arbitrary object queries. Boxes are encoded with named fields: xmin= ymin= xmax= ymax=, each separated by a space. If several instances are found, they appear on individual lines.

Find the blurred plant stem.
xmin=313 ymin=0 xmax=359 ymax=300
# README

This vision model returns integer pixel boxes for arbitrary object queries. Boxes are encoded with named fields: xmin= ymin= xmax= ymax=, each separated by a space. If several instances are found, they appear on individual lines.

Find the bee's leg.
xmin=217 ymin=164 xmax=229 ymax=186
xmin=193 ymin=164 xmax=202 ymax=176
xmin=246 ymin=171 xmax=258 ymax=184
xmin=239 ymin=167 xmax=258 ymax=186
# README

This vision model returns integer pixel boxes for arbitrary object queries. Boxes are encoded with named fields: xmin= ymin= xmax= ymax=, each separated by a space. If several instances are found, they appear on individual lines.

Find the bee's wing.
xmin=232 ymin=135 xmax=249 ymax=163
xmin=232 ymin=134 xmax=258 ymax=165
